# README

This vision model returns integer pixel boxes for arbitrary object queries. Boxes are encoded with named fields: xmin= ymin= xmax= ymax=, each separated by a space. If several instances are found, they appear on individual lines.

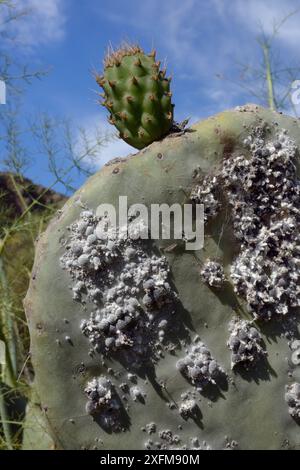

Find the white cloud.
xmin=97 ymin=132 xmax=135 ymax=167
xmin=169 ymin=1 xmax=300 ymax=111
xmin=101 ymin=0 xmax=300 ymax=110
xmin=1 ymin=0 xmax=66 ymax=47
xmin=233 ymin=0 xmax=300 ymax=47
xmin=158 ymin=0 xmax=300 ymax=70
xmin=77 ymin=113 xmax=135 ymax=169
xmin=97 ymin=1 xmax=243 ymax=115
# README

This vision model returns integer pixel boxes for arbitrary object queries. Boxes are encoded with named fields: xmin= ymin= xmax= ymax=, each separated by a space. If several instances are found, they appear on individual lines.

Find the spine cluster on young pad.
xmin=96 ymin=44 xmax=174 ymax=149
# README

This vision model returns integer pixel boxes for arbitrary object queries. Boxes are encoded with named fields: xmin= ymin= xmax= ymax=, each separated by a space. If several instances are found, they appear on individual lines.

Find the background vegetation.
xmin=0 ymin=0 xmax=299 ymax=449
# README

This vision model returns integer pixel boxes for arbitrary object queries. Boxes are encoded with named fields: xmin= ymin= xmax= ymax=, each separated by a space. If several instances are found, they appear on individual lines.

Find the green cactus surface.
xmin=22 ymin=389 xmax=54 ymax=450
xmin=96 ymin=44 xmax=174 ymax=149
xmin=25 ymin=105 xmax=300 ymax=450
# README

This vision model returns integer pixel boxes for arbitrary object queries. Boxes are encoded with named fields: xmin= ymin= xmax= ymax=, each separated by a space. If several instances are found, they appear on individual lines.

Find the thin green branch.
xmin=261 ymin=42 xmax=276 ymax=110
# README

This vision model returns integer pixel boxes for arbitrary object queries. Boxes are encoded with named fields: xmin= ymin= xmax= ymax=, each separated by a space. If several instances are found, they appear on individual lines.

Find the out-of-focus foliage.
xmin=0 ymin=1 xmax=109 ymax=449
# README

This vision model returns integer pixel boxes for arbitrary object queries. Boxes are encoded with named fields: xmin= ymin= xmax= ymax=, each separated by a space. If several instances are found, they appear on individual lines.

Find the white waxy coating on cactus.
xmin=144 ymin=426 xmax=211 ymax=450
xmin=200 ymin=260 xmax=225 ymax=288
xmin=84 ymin=376 xmax=126 ymax=432
xmin=176 ymin=338 xmax=225 ymax=390
xmin=191 ymin=175 xmax=220 ymax=221
xmin=145 ymin=422 xmax=156 ymax=435
xmin=130 ymin=386 xmax=145 ymax=402
xmin=285 ymin=382 xmax=300 ymax=420
xmin=192 ymin=128 xmax=300 ymax=321
xmin=60 ymin=209 xmax=177 ymax=368
xmin=25 ymin=105 xmax=300 ymax=450
xmin=227 ymin=318 xmax=267 ymax=369
xmin=179 ymin=398 xmax=198 ymax=419
xmin=290 ymin=339 xmax=300 ymax=366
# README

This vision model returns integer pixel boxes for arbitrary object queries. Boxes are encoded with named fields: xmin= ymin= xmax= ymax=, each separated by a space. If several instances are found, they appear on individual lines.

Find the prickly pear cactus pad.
xmin=25 ymin=105 xmax=300 ymax=450
xmin=96 ymin=44 xmax=174 ymax=149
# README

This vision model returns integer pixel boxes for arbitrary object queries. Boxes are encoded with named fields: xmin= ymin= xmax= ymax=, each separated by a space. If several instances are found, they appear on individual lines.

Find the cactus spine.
xmin=96 ymin=44 xmax=174 ymax=149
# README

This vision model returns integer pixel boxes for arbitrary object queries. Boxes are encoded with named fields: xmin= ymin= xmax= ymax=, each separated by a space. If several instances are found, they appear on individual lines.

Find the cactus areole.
xmin=96 ymin=44 xmax=174 ymax=149
xmin=25 ymin=105 xmax=300 ymax=450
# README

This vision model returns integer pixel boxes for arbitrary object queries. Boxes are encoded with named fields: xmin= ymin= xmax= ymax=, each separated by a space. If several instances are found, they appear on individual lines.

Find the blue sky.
xmin=2 ymin=0 xmax=300 ymax=192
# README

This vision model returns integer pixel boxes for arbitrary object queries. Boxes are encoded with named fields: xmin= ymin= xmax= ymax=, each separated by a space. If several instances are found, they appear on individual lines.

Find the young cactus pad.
xmin=25 ymin=105 xmax=300 ymax=449
xmin=96 ymin=44 xmax=174 ymax=149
